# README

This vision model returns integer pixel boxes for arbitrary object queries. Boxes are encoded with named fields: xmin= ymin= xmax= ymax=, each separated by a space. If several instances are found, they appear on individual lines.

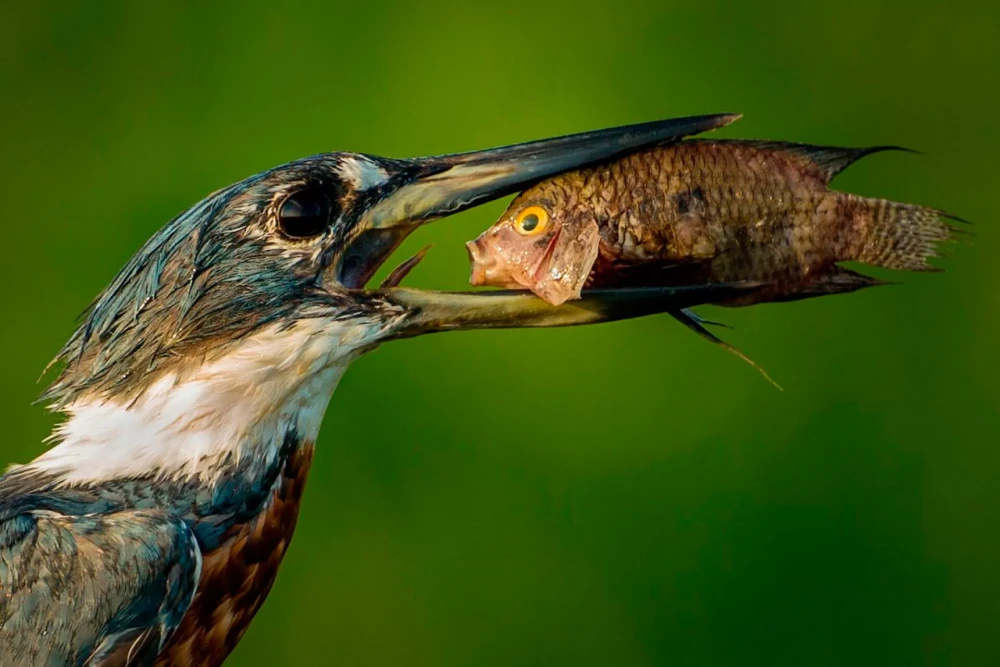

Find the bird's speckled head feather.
xmin=43 ymin=153 xmax=413 ymax=408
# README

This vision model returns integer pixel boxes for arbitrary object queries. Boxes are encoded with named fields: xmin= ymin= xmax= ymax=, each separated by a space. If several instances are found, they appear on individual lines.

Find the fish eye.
xmin=277 ymin=189 xmax=335 ymax=239
xmin=514 ymin=206 xmax=550 ymax=236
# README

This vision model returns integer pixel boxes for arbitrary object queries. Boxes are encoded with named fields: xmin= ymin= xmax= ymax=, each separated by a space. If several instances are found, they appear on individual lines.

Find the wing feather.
xmin=0 ymin=507 xmax=201 ymax=666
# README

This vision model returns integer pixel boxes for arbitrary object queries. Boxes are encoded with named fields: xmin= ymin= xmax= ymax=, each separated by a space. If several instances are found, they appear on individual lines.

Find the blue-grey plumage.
xmin=0 ymin=507 xmax=199 ymax=665
xmin=0 ymin=114 xmax=758 ymax=666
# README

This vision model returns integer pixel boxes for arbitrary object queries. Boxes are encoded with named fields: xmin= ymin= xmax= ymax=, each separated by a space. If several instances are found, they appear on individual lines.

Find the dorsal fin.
xmin=707 ymin=140 xmax=917 ymax=184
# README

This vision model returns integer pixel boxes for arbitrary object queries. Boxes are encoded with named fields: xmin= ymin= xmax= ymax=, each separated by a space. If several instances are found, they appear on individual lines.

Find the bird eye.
xmin=278 ymin=190 xmax=335 ymax=239
xmin=514 ymin=206 xmax=550 ymax=236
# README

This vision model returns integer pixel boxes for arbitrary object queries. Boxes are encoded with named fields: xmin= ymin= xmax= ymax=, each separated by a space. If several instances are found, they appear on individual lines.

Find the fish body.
xmin=467 ymin=140 xmax=954 ymax=307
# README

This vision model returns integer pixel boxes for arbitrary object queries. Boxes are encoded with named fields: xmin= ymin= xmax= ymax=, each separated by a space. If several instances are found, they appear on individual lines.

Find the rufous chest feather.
xmin=156 ymin=444 xmax=314 ymax=667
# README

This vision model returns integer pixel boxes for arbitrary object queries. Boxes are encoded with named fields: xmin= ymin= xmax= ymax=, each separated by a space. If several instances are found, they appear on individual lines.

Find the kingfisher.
xmin=0 ymin=115 xmax=747 ymax=666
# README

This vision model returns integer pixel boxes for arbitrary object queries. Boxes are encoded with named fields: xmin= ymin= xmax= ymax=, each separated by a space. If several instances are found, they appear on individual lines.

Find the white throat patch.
xmin=28 ymin=317 xmax=382 ymax=485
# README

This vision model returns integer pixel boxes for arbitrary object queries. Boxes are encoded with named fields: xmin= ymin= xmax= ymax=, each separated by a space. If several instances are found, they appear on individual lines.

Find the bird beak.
xmin=362 ymin=113 xmax=740 ymax=231
xmin=339 ymin=113 xmax=749 ymax=333
xmin=378 ymin=284 xmax=758 ymax=339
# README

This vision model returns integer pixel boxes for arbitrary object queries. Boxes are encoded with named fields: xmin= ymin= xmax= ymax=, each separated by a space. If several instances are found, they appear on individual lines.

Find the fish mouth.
xmin=465 ymin=237 xmax=497 ymax=287
xmin=334 ymin=114 xmax=752 ymax=334
xmin=464 ymin=237 xmax=532 ymax=291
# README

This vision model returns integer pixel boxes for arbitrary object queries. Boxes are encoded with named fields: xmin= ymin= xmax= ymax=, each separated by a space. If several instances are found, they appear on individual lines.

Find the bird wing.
xmin=0 ymin=506 xmax=201 ymax=666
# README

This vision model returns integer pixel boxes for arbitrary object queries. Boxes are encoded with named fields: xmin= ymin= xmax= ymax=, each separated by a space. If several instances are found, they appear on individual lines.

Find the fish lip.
xmin=465 ymin=236 xmax=537 ymax=292
xmin=465 ymin=238 xmax=489 ymax=286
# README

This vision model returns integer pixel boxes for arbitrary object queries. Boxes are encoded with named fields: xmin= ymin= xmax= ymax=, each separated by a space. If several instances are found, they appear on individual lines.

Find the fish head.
xmin=466 ymin=189 xmax=601 ymax=306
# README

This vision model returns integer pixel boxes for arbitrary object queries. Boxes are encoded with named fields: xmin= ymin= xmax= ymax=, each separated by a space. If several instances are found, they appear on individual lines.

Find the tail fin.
xmin=848 ymin=196 xmax=955 ymax=271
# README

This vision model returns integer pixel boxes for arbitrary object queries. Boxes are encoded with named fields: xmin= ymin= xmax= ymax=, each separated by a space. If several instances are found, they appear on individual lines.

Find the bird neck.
xmin=27 ymin=318 xmax=371 ymax=489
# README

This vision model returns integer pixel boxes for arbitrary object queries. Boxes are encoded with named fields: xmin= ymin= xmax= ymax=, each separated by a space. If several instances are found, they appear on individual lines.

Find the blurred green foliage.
xmin=1 ymin=1 xmax=997 ymax=665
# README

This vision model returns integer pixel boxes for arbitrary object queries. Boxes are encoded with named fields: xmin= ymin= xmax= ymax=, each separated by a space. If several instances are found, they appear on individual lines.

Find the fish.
xmin=465 ymin=140 xmax=958 ymax=384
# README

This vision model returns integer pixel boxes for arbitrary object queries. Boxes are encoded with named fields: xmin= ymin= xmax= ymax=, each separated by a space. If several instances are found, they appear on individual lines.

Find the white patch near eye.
xmin=337 ymin=156 xmax=389 ymax=191
xmin=29 ymin=316 xmax=386 ymax=485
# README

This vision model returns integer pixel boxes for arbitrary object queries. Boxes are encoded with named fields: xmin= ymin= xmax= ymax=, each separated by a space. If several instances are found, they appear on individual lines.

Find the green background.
xmin=1 ymin=1 xmax=997 ymax=665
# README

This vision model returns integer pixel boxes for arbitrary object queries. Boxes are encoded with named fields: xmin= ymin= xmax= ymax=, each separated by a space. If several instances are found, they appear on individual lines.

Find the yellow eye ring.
xmin=514 ymin=206 xmax=550 ymax=236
